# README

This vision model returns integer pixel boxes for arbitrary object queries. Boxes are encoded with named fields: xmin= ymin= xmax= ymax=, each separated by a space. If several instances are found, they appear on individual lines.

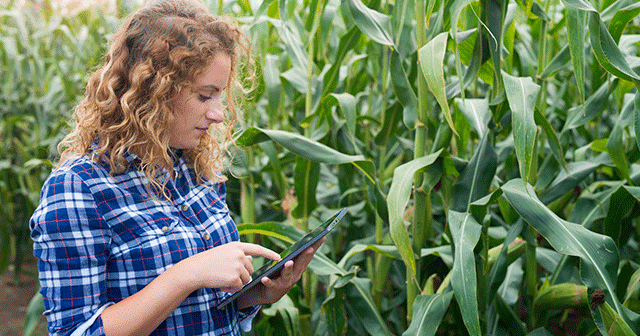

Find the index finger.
xmin=239 ymin=242 xmax=281 ymax=261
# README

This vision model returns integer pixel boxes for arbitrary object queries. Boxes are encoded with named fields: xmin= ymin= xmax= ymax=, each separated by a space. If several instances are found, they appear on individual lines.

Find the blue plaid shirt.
xmin=30 ymin=150 xmax=259 ymax=335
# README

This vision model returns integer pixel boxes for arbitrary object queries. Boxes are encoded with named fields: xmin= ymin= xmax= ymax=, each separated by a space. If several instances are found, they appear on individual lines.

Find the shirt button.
xmin=203 ymin=233 xmax=211 ymax=240
xmin=161 ymin=226 xmax=169 ymax=233
xmin=181 ymin=204 xmax=189 ymax=212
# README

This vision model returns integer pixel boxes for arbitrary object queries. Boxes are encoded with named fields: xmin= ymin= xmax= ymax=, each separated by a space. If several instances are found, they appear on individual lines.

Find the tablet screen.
xmin=216 ymin=208 xmax=347 ymax=309
xmin=253 ymin=209 xmax=344 ymax=278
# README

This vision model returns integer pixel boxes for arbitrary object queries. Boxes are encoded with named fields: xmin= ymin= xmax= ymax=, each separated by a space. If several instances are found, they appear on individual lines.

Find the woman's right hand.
xmin=178 ymin=242 xmax=281 ymax=293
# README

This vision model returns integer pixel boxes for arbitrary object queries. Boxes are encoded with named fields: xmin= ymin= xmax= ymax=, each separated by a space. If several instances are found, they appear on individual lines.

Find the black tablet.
xmin=216 ymin=208 xmax=347 ymax=310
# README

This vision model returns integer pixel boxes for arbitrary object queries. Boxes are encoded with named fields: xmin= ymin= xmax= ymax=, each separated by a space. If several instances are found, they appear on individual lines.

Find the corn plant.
xmin=0 ymin=2 xmax=116 ymax=334
xmin=5 ymin=0 xmax=640 ymax=335
xmin=230 ymin=0 xmax=640 ymax=335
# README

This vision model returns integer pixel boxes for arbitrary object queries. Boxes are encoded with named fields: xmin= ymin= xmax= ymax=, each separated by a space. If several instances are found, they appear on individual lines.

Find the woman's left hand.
xmin=260 ymin=237 xmax=325 ymax=303
xmin=237 ymin=237 xmax=325 ymax=308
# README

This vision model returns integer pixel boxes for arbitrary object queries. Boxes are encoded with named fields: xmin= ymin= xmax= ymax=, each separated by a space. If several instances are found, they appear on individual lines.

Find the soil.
xmin=0 ymin=256 xmax=47 ymax=336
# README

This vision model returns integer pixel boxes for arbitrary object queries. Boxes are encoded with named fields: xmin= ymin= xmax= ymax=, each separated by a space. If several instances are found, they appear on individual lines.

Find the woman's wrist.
xmin=171 ymin=257 xmax=203 ymax=293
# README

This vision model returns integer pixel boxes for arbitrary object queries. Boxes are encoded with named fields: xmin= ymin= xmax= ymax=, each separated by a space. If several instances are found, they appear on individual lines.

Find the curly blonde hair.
xmin=58 ymin=0 xmax=252 ymax=199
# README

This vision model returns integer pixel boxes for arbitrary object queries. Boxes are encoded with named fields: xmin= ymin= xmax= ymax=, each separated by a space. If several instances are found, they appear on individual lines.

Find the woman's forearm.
xmin=101 ymin=261 xmax=196 ymax=336
xmin=99 ymin=242 xmax=279 ymax=335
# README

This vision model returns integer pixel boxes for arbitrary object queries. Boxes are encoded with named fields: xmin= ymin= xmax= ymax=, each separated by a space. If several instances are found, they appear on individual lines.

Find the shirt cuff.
xmin=70 ymin=302 xmax=114 ymax=336
xmin=238 ymin=304 xmax=261 ymax=332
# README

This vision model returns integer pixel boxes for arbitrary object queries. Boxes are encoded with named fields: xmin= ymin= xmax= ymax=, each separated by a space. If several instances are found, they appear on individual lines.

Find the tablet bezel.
xmin=216 ymin=208 xmax=347 ymax=310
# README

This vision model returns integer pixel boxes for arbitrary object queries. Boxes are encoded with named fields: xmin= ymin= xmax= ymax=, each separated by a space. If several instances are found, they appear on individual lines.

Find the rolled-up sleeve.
xmin=238 ymin=304 xmax=260 ymax=332
xmin=30 ymin=168 xmax=112 ymax=336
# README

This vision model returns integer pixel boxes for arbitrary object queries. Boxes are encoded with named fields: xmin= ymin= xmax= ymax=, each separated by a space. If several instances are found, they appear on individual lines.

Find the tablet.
xmin=216 ymin=208 xmax=347 ymax=310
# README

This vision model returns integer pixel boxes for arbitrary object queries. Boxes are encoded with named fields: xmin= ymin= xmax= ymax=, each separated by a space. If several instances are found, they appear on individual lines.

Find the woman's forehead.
xmin=193 ymin=53 xmax=231 ymax=86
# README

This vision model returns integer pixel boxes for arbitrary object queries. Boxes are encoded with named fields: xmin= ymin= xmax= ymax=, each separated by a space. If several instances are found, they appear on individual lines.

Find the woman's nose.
xmin=206 ymin=100 xmax=224 ymax=123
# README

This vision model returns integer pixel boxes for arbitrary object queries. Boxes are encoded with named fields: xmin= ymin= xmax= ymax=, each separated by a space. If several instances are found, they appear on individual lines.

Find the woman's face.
xmin=169 ymin=53 xmax=231 ymax=149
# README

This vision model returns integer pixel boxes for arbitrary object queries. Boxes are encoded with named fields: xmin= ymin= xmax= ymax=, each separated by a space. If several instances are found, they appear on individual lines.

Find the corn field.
xmin=2 ymin=0 xmax=640 ymax=335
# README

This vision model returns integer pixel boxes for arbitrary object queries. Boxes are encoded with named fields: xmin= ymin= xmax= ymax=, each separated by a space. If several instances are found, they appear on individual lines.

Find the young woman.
xmin=29 ymin=1 xmax=323 ymax=335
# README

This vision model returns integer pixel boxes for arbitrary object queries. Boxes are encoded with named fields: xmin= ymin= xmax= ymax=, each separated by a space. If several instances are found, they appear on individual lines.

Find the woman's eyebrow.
xmin=197 ymin=84 xmax=226 ymax=92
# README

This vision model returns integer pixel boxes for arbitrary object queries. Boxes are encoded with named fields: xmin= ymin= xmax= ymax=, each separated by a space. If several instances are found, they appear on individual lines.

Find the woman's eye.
xmin=198 ymin=94 xmax=212 ymax=102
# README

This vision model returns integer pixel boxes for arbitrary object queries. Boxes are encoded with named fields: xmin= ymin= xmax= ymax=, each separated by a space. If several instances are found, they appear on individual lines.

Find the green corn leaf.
xmin=278 ymin=21 xmax=309 ymax=71
xmin=501 ymin=179 xmax=640 ymax=332
xmin=235 ymin=127 xmax=379 ymax=222
xmin=375 ymin=102 xmax=402 ymax=147
xmin=588 ymin=12 xmax=640 ymax=84
xmin=343 ymin=0 xmax=395 ymax=46
xmin=0 ymin=229 xmax=10 ymax=274
xmin=250 ymin=0 xmax=276 ymax=24
xmin=263 ymin=54 xmax=282 ymax=123
xmin=493 ymin=293 xmax=527 ymax=336
xmin=604 ymin=186 xmax=635 ymax=247
xmin=390 ymin=0 xmax=416 ymax=56
xmin=340 ymin=277 xmax=393 ymax=335
xmin=562 ymin=0 xmax=597 ymax=12
xmin=624 ymin=267 xmax=640 ymax=312
xmin=594 ymin=300 xmax=637 ymax=336
xmin=539 ymin=45 xmax=571 ymax=79
xmin=308 ymin=252 xmax=348 ymax=276
xmin=449 ymin=0 xmax=474 ymax=96
xmin=607 ymin=95 xmax=635 ymax=182
xmin=461 ymin=29 xmax=491 ymax=88
xmin=259 ymin=141 xmax=288 ymax=197
xmin=601 ymin=0 xmax=636 ymax=21
xmin=609 ymin=1 xmax=640 ymax=44
xmin=469 ymin=189 xmax=504 ymax=223
xmin=321 ymin=27 xmax=361 ymax=97
xmin=487 ymin=219 xmax=525 ymax=305
xmin=502 ymin=72 xmax=539 ymax=188
xmin=449 ymin=0 xmax=474 ymax=43
xmin=292 ymin=157 xmax=319 ymax=219
xmin=323 ymin=285 xmax=348 ymax=336
xmin=455 ymin=98 xmax=490 ymax=137
xmin=280 ymin=66 xmax=308 ymax=94
xmin=236 ymin=127 xmax=364 ymax=163
xmin=563 ymin=79 xmax=616 ymax=133
xmin=566 ymin=5 xmax=586 ymax=107
xmin=403 ymin=291 xmax=454 ymax=336
xmin=568 ymin=183 xmax=621 ymax=229
xmin=390 ymin=50 xmax=418 ymax=129
xmin=485 ymin=0 xmax=506 ymax=85
xmin=497 ymin=258 xmax=525 ymax=307
xmin=563 ymin=0 xmax=640 ymax=85
xmin=418 ymin=32 xmax=457 ymax=136
xmin=620 ymin=185 xmax=640 ymax=206
xmin=23 ymin=292 xmax=43 ymax=336
xmin=237 ymin=222 xmax=301 ymax=243
xmin=526 ymin=328 xmax=553 ymax=336
xmin=387 ymin=150 xmax=442 ymax=282
xmin=635 ymin=93 xmax=640 ymax=155
xmin=534 ymin=109 xmax=568 ymax=172
xmin=448 ymin=210 xmax=482 ymax=336
xmin=329 ymin=93 xmax=357 ymax=141
xmin=451 ymin=132 xmax=497 ymax=212
xmin=420 ymin=245 xmax=453 ymax=267
xmin=262 ymin=294 xmax=299 ymax=336
xmin=539 ymin=161 xmax=600 ymax=205
xmin=338 ymin=244 xmax=400 ymax=268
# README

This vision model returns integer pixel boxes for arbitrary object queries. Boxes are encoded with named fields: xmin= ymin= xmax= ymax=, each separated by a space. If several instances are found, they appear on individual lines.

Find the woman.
xmin=29 ymin=1 xmax=323 ymax=335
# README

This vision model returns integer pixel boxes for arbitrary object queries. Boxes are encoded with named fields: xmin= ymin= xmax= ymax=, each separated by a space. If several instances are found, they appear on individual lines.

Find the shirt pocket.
xmin=107 ymin=200 xmax=200 ymax=259
xmin=106 ymin=201 xmax=178 ymax=240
